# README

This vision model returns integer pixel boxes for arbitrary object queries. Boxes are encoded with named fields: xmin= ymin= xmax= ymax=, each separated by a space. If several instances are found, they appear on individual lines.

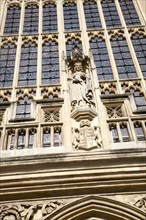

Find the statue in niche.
xmin=67 ymin=46 xmax=95 ymax=111
xmin=72 ymin=120 xmax=102 ymax=151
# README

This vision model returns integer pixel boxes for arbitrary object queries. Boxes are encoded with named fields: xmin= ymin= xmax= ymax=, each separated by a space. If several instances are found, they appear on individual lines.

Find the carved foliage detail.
xmin=43 ymin=109 xmax=60 ymax=122
xmin=106 ymin=105 xmax=123 ymax=118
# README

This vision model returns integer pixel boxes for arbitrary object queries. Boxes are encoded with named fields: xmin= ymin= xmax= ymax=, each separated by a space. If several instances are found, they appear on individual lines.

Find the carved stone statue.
xmin=67 ymin=46 xmax=94 ymax=111
xmin=72 ymin=120 xmax=102 ymax=151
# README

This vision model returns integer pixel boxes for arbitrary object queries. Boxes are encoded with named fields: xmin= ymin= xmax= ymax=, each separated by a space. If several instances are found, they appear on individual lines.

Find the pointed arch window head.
xmin=90 ymin=37 xmax=113 ymax=81
xmin=110 ymin=35 xmax=137 ymax=79
xmin=0 ymin=42 xmax=17 ymax=87
xmin=101 ymin=0 xmax=121 ymax=28
xmin=83 ymin=0 xmax=102 ymax=30
xmin=4 ymin=5 xmax=21 ymax=34
xmin=63 ymin=2 xmax=80 ymax=31
xmin=23 ymin=3 xmax=39 ymax=34
xmin=43 ymin=2 xmax=57 ymax=33
xmin=119 ymin=0 xmax=141 ymax=26
xmin=42 ymin=40 xmax=59 ymax=85
xmin=16 ymin=96 xmax=32 ymax=119
xmin=18 ymin=41 xmax=37 ymax=86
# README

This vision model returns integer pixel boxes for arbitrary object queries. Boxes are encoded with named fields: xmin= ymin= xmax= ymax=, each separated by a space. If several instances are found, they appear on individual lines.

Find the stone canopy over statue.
xmin=66 ymin=46 xmax=95 ymax=112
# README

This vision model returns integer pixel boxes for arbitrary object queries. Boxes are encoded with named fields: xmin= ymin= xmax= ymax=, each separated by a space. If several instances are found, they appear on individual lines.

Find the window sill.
xmin=133 ymin=109 xmax=146 ymax=114
xmin=9 ymin=118 xmax=35 ymax=123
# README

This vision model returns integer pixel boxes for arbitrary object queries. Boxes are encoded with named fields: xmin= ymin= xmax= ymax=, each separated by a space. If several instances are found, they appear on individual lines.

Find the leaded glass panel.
xmin=119 ymin=0 xmax=141 ymax=26
xmin=16 ymin=96 xmax=31 ymax=118
xmin=43 ymin=128 xmax=51 ymax=147
xmin=17 ymin=129 xmax=25 ymax=149
xmin=120 ymin=123 xmax=130 ymax=142
xmin=83 ymin=0 xmax=102 ymax=30
xmin=23 ymin=4 xmax=38 ymax=34
xmin=109 ymin=123 xmax=120 ymax=143
xmin=134 ymin=122 xmax=145 ymax=141
xmin=42 ymin=40 xmax=59 ymax=85
xmin=54 ymin=127 xmax=61 ymax=147
xmin=4 ymin=5 xmax=21 ymax=34
xmin=101 ymin=0 xmax=121 ymax=28
xmin=0 ymin=42 xmax=16 ymax=87
xmin=43 ymin=2 xmax=57 ymax=32
xmin=90 ymin=37 xmax=113 ymax=81
xmin=110 ymin=35 xmax=137 ymax=79
xmin=66 ymin=38 xmax=82 ymax=57
xmin=18 ymin=41 xmax=37 ymax=86
xmin=63 ymin=2 xmax=80 ymax=31
xmin=131 ymin=34 xmax=146 ymax=77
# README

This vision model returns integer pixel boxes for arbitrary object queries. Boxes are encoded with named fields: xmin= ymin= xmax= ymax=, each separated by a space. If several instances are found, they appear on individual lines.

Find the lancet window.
xmin=16 ymin=96 xmax=32 ymax=119
xmin=43 ymin=2 xmax=57 ymax=33
xmin=90 ymin=36 xmax=113 ymax=81
xmin=43 ymin=126 xmax=62 ymax=147
xmin=42 ymin=39 xmax=59 ymax=85
xmin=0 ymin=42 xmax=16 ymax=87
xmin=23 ymin=3 xmax=39 ymax=34
xmin=4 ymin=4 xmax=21 ymax=34
xmin=119 ymin=0 xmax=141 ymax=26
xmin=101 ymin=0 xmax=121 ymax=28
xmin=18 ymin=40 xmax=37 ymax=86
xmin=133 ymin=121 xmax=146 ymax=141
xmin=110 ymin=35 xmax=137 ymax=79
xmin=63 ymin=2 xmax=80 ymax=31
xmin=131 ymin=33 xmax=146 ymax=77
xmin=83 ymin=0 xmax=102 ymax=30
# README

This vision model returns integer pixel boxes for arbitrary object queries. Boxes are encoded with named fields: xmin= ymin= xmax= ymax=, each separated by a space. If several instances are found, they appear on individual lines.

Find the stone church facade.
xmin=0 ymin=0 xmax=146 ymax=219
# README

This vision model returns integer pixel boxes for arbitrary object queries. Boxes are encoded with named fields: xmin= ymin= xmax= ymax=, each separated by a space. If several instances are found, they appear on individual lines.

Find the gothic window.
xmin=23 ymin=4 xmax=39 ymax=34
xmin=120 ymin=122 xmax=130 ymax=142
xmin=109 ymin=123 xmax=120 ymax=143
xmin=43 ymin=2 xmax=57 ymax=32
xmin=110 ymin=35 xmax=137 ymax=79
xmin=131 ymin=33 xmax=146 ymax=77
xmin=16 ymin=96 xmax=31 ymax=119
xmin=17 ymin=129 xmax=26 ymax=149
xmin=66 ymin=38 xmax=82 ymax=57
xmin=63 ymin=2 xmax=80 ymax=31
xmin=0 ymin=42 xmax=16 ymax=87
xmin=43 ymin=126 xmax=62 ymax=147
xmin=133 ymin=90 xmax=146 ymax=110
xmin=18 ymin=41 xmax=37 ymax=86
xmin=119 ymin=0 xmax=141 ymax=26
xmin=83 ymin=0 xmax=102 ymax=30
xmin=28 ymin=128 xmax=36 ymax=148
xmin=42 ymin=40 xmax=59 ymax=85
xmin=101 ymin=0 xmax=121 ymax=28
xmin=4 ymin=5 xmax=21 ymax=34
xmin=7 ymin=129 xmax=15 ymax=150
xmin=134 ymin=121 xmax=146 ymax=141
xmin=90 ymin=37 xmax=113 ymax=81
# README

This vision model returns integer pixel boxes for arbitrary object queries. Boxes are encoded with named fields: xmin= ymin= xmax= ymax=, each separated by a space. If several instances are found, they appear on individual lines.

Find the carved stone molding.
xmin=134 ymin=196 xmax=146 ymax=212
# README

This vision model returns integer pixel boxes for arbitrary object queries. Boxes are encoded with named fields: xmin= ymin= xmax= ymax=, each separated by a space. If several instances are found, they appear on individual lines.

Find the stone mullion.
xmin=117 ymin=122 xmax=122 ymax=142
xmin=51 ymin=126 xmax=54 ymax=147
xmin=25 ymin=127 xmax=29 ymax=148
xmin=133 ymin=0 xmax=146 ymax=26
xmin=141 ymin=120 xmax=146 ymax=139
xmin=14 ymin=129 xmax=18 ymax=150
xmin=0 ymin=0 xmax=7 ymax=36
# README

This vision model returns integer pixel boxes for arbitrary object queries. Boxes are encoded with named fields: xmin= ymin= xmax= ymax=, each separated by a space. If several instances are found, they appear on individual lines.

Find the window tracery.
xmin=42 ymin=37 xmax=59 ymax=85
xmin=63 ymin=1 xmax=80 ymax=31
xmin=43 ymin=2 xmax=57 ymax=33
xmin=23 ymin=3 xmax=39 ymax=34
xmin=83 ymin=0 xmax=102 ymax=30
xmin=66 ymin=35 xmax=82 ymax=57
xmin=89 ymin=33 xmax=113 ymax=81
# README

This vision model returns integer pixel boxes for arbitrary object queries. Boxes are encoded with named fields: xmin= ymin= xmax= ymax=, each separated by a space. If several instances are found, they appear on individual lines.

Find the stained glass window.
xmin=131 ymin=33 xmax=146 ymax=77
xmin=63 ymin=2 xmax=80 ymax=31
xmin=4 ymin=5 xmax=21 ymax=34
xmin=16 ymin=96 xmax=31 ymax=118
xmin=83 ymin=0 xmax=102 ymax=30
xmin=101 ymin=0 xmax=121 ymax=28
xmin=18 ymin=41 xmax=37 ymax=86
xmin=119 ymin=0 xmax=141 ymax=26
xmin=43 ymin=2 xmax=57 ymax=32
xmin=66 ymin=38 xmax=82 ymax=57
xmin=23 ymin=4 xmax=39 ymax=34
xmin=0 ymin=42 xmax=16 ymax=87
xmin=110 ymin=35 xmax=137 ymax=79
xmin=42 ymin=40 xmax=59 ymax=85
xmin=90 ymin=37 xmax=113 ymax=81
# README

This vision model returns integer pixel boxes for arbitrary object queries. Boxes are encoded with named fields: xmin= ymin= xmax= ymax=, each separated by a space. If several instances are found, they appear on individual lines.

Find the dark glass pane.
xmin=16 ymin=97 xmax=31 ymax=118
xmin=0 ymin=43 xmax=16 ymax=87
xmin=131 ymin=34 xmax=146 ymax=77
xmin=120 ymin=123 xmax=130 ymax=142
xmin=43 ymin=3 xmax=57 ymax=32
xmin=101 ymin=0 xmax=121 ymax=27
xmin=134 ymin=122 xmax=145 ymax=141
xmin=42 ymin=40 xmax=59 ymax=85
xmin=109 ymin=124 xmax=120 ymax=143
xmin=119 ymin=0 xmax=141 ymax=26
xmin=18 ymin=41 xmax=37 ymax=86
xmin=84 ymin=0 xmax=102 ymax=29
xmin=63 ymin=2 xmax=80 ymax=31
xmin=23 ymin=4 xmax=39 ymax=33
xmin=90 ymin=37 xmax=113 ymax=81
xmin=4 ymin=5 xmax=21 ymax=34
xmin=110 ymin=35 xmax=137 ymax=79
